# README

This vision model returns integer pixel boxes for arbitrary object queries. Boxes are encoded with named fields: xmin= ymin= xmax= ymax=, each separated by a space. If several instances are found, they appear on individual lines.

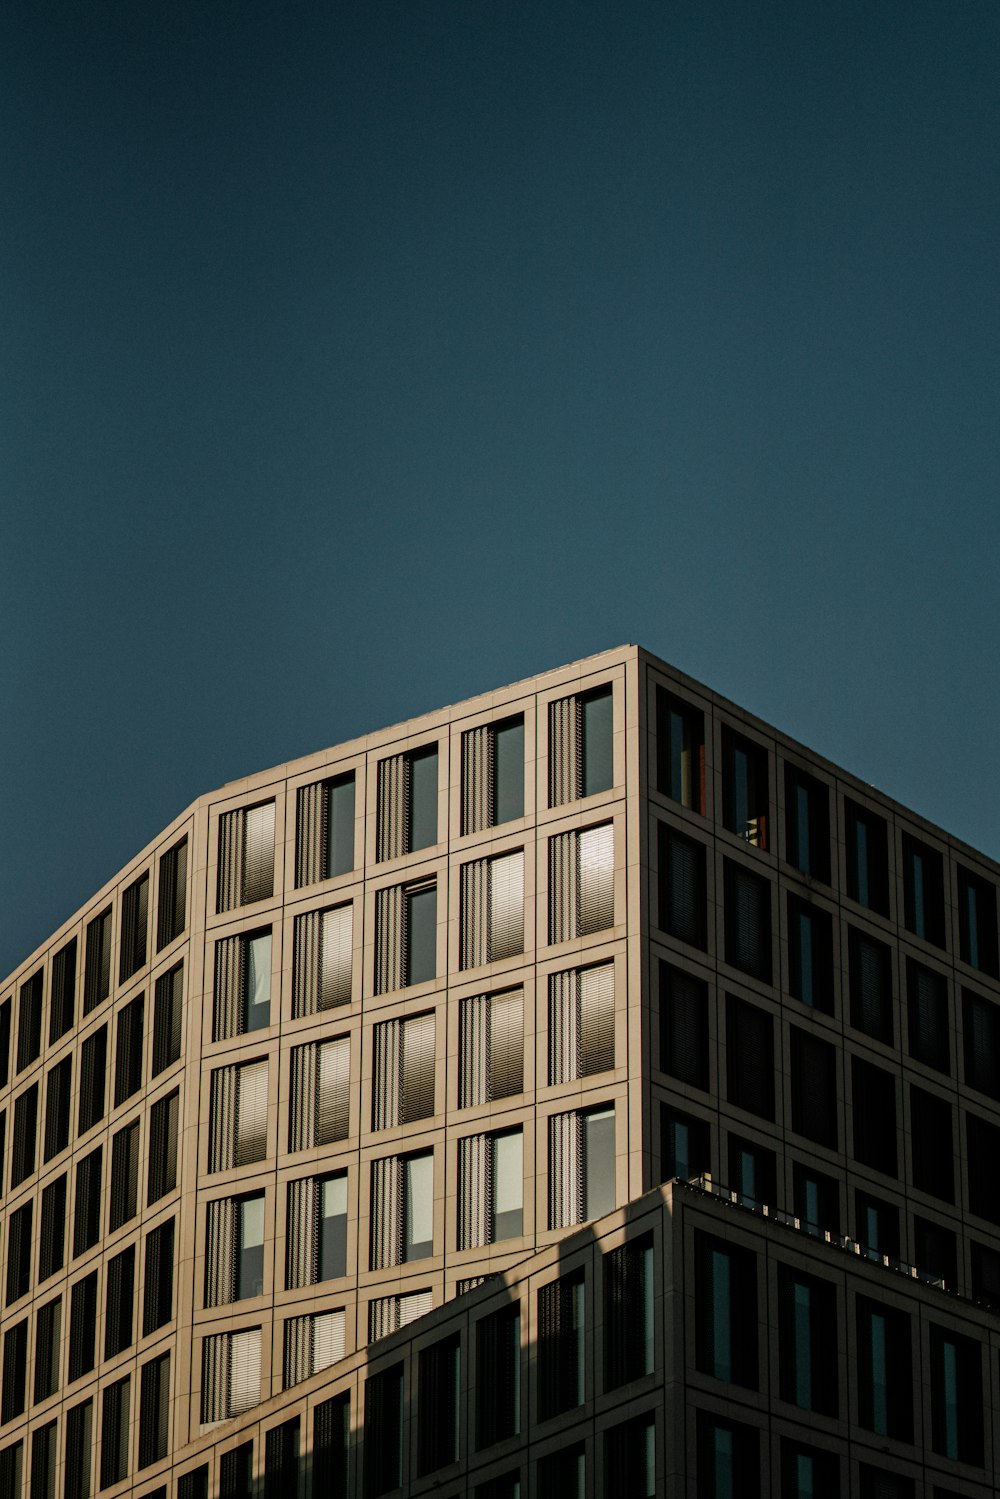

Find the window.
xmin=722 ymin=727 xmax=768 ymax=848
xmin=210 ymin=1061 xmax=267 ymax=1171
xmin=139 ymin=1353 xmax=170 ymax=1469
xmin=144 ymin=1219 xmax=175 ymax=1335
xmin=848 ymin=927 xmax=893 ymax=1043
xmin=777 ymin=1267 xmax=838 ymax=1414
xmin=476 ymin=1306 xmax=520 ymax=1448
xmin=723 ymin=859 xmax=772 ymax=981
xmin=930 ymin=1326 xmax=983 ymax=1464
xmin=787 ymin=895 xmax=833 ymax=1011
xmin=74 ymin=1148 xmax=102 ymax=1256
xmin=6 ymin=1202 xmax=31 ymax=1305
xmin=64 ymin=1403 xmax=93 ymax=1499
xmin=314 ymin=1393 xmax=350 ymax=1498
xmin=726 ymin=995 xmax=775 ymax=1120
xmin=33 ymin=1329 xmax=61 ymax=1425
xmin=288 ymin=1036 xmax=350 ymax=1150
xmin=369 ymin=1289 xmax=431 ymax=1340
xmin=694 ymin=1232 xmax=758 ymax=1386
xmin=662 ymin=1106 xmax=710 ymax=1181
xmin=537 ymin=1272 xmax=585 ymax=1419
xmin=114 ymin=992 xmax=145 ymax=1106
xmin=657 ymin=823 xmax=708 ymax=948
xmin=376 ymin=744 xmax=438 ymax=860
xmin=217 ymin=801 xmax=275 ymax=911
xmin=201 ymin=1328 xmax=262 ymax=1424
xmin=0 ymin=999 xmax=9 ymax=1088
xmin=31 ymin=1422 xmax=56 ymax=1499
xmin=914 ymin=1216 xmax=957 ymax=1288
xmin=780 ymin=1442 xmax=839 ymax=1499
xmin=845 ymin=800 xmax=890 ymax=914
xmin=157 ymin=837 xmax=188 ymax=950
xmin=11 ymin=1082 xmax=38 ymax=1186
xmin=370 ymin=1151 xmax=433 ymax=1267
xmin=970 ymin=1239 xmax=1000 ymax=1310
xmin=463 ymin=716 xmax=525 ymax=831
xmin=179 ymin=1467 xmax=209 ymax=1499
xmin=0 ymin=1320 xmax=26 ymax=1422
xmin=458 ymin=1129 xmax=523 ymax=1247
xmin=548 ymin=823 xmax=614 ymax=941
xmin=967 ymin=1111 xmax=1000 ymax=1222
xmin=105 ymin=1245 xmax=136 ymax=1357
xmin=292 ymin=904 xmax=352 ymax=1015
xmin=910 ymin=1087 xmax=954 ymax=1202
xmin=68 ymin=1272 xmax=98 ymax=1381
xmin=958 ymin=866 xmax=999 ymax=976
xmin=963 ymin=988 xmax=1000 ymax=1099
xmin=858 ymin=1467 xmax=913 ymax=1499
xmin=856 ymin=1296 xmax=912 ymax=1440
xmin=906 ymin=959 xmax=949 ymax=1072
xmin=38 ymin=1174 xmax=67 ymax=1281
xmin=728 ymin=1136 xmax=776 ymax=1208
xmin=78 ymin=1025 xmax=107 ymax=1135
xmin=283 ymin=1309 xmax=346 ymax=1388
xmin=100 ymin=1375 xmax=130 ymax=1489
xmin=852 ymin=1057 xmax=897 ymax=1177
xmin=539 ymin=1445 xmax=585 ymax=1499
xmin=83 ymin=907 xmax=112 ymax=1014
xmin=206 ymin=1193 xmax=266 ymax=1305
xmin=604 ymin=1415 xmax=655 ymax=1499
xmin=548 ymin=1106 xmax=615 ymax=1228
xmin=656 ymin=686 xmax=705 ymax=811
xmin=148 ymin=1090 xmax=179 ymax=1203
xmin=696 ymin=1413 xmax=760 ymax=1499
xmin=43 ymin=1055 xmax=72 ymax=1160
xmin=784 ymin=764 xmax=830 ymax=882
xmin=459 ymin=988 xmax=523 ymax=1105
xmin=550 ymin=684 xmax=613 ymax=806
xmin=120 ymin=871 xmax=149 ymax=982
xmin=17 ymin=970 xmax=42 ymax=1072
xmin=793 ymin=1164 xmax=839 ymax=1235
xmin=50 ymin=936 xmax=77 ymax=1042
xmin=364 ymin=1363 xmax=404 ymax=1498
xmin=375 ymin=879 xmax=437 ymax=992
xmin=461 ymin=850 xmax=524 ymax=967
xmin=214 ymin=928 xmax=272 ymax=1038
xmin=110 ymin=1120 xmax=140 ymax=1230
xmin=286 ymin=1174 xmax=347 ymax=1287
xmin=548 ymin=963 xmax=614 ymax=1083
xmin=790 ymin=1028 xmax=838 ymax=1149
xmin=417 ymin=1335 xmax=460 ymax=1474
xmin=152 ymin=962 xmax=183 ymax=1075
xmin=659 ymin=962 xmax=709 ymax=1088
xmin=264 ymin=1418 xmax=300 ymax=1499
xmin=372 ymin=1012 xmax=435 ymax=1128
xmin=902 ymin=833 xmax=945 ymax=947
xmin=604 ymin=1234 xmax=654 ymax=1389
xmin=296 ymin=772 xmax=355 ymax=885
xmin=0 ymin=1443 xmax=22 ymax=1496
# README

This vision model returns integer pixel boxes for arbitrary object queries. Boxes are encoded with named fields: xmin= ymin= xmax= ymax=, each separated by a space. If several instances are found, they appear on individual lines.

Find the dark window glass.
xmin=855 ymin=1191 xmax=900 ymax=1259
xmin=139 ymin=1352 xmax=171 ymax=1468
xmin=914 ymin=1216 xmax=957 ymax=1289
xmin=722 ymin=728 xmax=768 ymax=849
xmin=0 ymin=1442 xmax=21 ymax=1495
xmin=115 ymin=993 xmax=145 ymax=1106
xmin=726 ymin=995 xmax=775 ymax=1119
xmin=793 ymin=1163 xmax=839 ymax=1235
xmin=929 ymin=1325 xmax=983 ymax=1465
xmin=580 ymin=686 xmax=613 ymax=797
xmin=777 ymin=1267 xmax=838 ymax=1415
xmin=780 ymin=1441 xmax=839 ymax=1499
xmin=906 ymin=960 xmax=949 ymax=1073
xmin=314 ymin=1393 xmax=350 ymax=1497
xmin=407 ymin=746 xmax=439 ymax=852
xmin=728 ymin=1136 xmax=777 ymax=1209
xmin=110 ymin=1121 xmax=140 ymax=1231
xmin=958 ymin=867 xmax=999 ymax=977
xmin=910 ymin=1087 xmax=954 ymax=1202
xmin=120 ymin=871 xmax=150 ymax=982
xmin=50 ymin=937 xmax=77 ymax=1043
xmin=417 ymin=1335 xmax=460 ymax=1475
xmin=858 ymin=1466 xmax=914 ymax=1499
xmin=604 ymin=1415 xmax=654 ymax=1499
xmin=659 ymin=962 xmax=709 ymax=1089
xmin=724 ymin=860 xmax=772 ymax=982
xmin=17 ymin=970 xmax=42 ymax=1072
xmin=696 ymin=1410 xmax=760 ymax=1499
xmin=38 ymin=1174 xmax=67 ymax=1282
xmin=6 ymin=1202 xmax=31 ymax=1305
xmin=971 ymin=1239 xmax=1000 ymax=1310
xmin=848 ymin=927 xmax=893 ymax=1043
xmin=963 ymin=988 xmax=1000 ymax=1099
xmin=902 ymin=834 xmax=945 ymax=947
xmin=656 ymin=687 xmax=705 ymax=813
xmin=404 ymin=884 xmax=437 ymax=987
xmin=144 ymin=1219 xmax=175 ymax=1336
xmin=264 ymin=1418 xmax=299 ymax=1499
xmin=178 ymin=1467 xmax=209 ymax=1499
xmin=0 ymin=999 xmax=10 ymax=1088
xmin=68 ymin=1272 xmax=98 ymax=1381
xmin=852 ymin=1057 xmax=898 ymax=1177
xmin=604 ymin=1235 xmax=653 ymax=1390
xmin=784 ymin=765 xmax=830 ymax=882
xmin=147 ymin=1090 xmax=179 ymax=1204
xmin=152 ymin=962 xmax=183 ymax=1076
xmin=100 ymin=1375 xmax=130 ymax=1490
xmin=493 ymin=717 xmax=525 ymax=825
xmin=966 ymin=1112 xmax=1000 ymax=1223
xmin=537 ymin=1272 xmax=584 ymax=1420
xmin=475 ymin=1306 xmax=520 ymax=1448
xmin=787 ymin=895 xmax=833 ymax=1012
xmin=44 ymin=1056 xmax=72 ymax=1161
xmin=364 ymin=1363 xmax=403 ymax=1499
xmin=237 ymin=1194 xmax=265 ymax=1299
xmin=539 ymin=1443 xmax=586 ymax=1499
xmin=658 ymin=823 xmax=708 ymax=948
xmin=845 ymin=801 xmax=890 ymax=915
xmin=74 ymin=1148 xmax=102 ymax=1256
xmin=790 ymin=1028 xmax=838 ymax=1149
xmin=662 ymin=1105 xmax=711 ymax=1182
xmin=0 ymin=1320 xmax=27 ymax=1422
xmin=856 ymin=1296 xmax=912 ymax=1440
xmin=220 ymin=1441 xmax=254 ymax=1499
xmin=78 ymin=1025 xmax=108 ymax=1135
xmin=157 ymin=838 xmax=188 ymax=950
xmin=105 ymin=1245 xmax=135 ymax=1358
xmin=694 ymin=1232 xmax=758 ymax=1388
xmin=11 ymin=1083 xmax=38 ymax=1187
xmin=83 ymin=908 xmax=112 ymax=1014
xmin=64 ymin=1403 xmax=93 ymax=1499
xmin=324 ymin=773 xmax=356 ymax=877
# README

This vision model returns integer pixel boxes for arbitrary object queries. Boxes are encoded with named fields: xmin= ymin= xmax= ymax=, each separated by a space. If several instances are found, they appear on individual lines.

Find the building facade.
xmin=2 ymin=643 xmax=1000 ymax=1496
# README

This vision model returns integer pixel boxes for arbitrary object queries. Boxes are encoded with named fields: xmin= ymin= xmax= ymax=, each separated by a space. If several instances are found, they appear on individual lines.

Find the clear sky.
xmin=2 ymin=0 xmax=999 ymax=979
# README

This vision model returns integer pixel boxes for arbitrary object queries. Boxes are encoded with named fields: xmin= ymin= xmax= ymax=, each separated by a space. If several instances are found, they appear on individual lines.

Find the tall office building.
xmin=2 ymin=643 xmax=1000 ymax=1497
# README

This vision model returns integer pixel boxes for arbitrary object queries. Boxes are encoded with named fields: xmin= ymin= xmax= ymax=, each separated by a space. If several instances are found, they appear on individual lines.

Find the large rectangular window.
xmin=845 ymin=800 xmax=890 ymax=914
xmin=206 ymin=1193 xmax=266 ymax=1305
xmin=147 ymin=1089 xmax=179 ymax=1203
xmin=284 ymin=1309 xmax=346 ymax=1387
xmin=787 ymin=895 xmax=833 ymax=1011
xmin=44 ymin=1056 xmax=72 ymax=1161
xmin=38 ymin=1174 xmax=67 ymax=1282
xmin=110 ymin=1120 xmax=140 ymax=1231
xmin=476 ymin=1306 xmax=520 ymax=1448
xmin=658 ymin=823 xmax=708 ymax=948
xmin=902 ymin=833 xmax=945 ymax=947
xmin=157 ymin=837 xmax=188 ymax=950
xmin=288 ymin=1036 xmax=350 ymax=1151
xmin=369 ymin=1152 xmax=433 ymax=1268
xmin=726 ymin=995 xmax=774 ymax=1120
xmin=659 ymin=961 xmax=709 ymax=1089
xmin=417 ymin=1335 xmax=460 ymax=1476
xmin=784 ymin=764 xmax=830 ymax=882
xmin=99 ymin=1374 xmax=130 ymax=1490
xmin=656 ymin=687 xmax=704 ymax=812
xmin=376 ymin=745 xmax=438 ymax=860
xmin=662 ymin=1105 xmax=710 ymax=1181
xmin=119 ymin=871 xmax=149 ymax=982
xmin=105 ymin=1245 xmax=136 ymax=1358
xmin=721 ymin=728 xmax=768 ymax=848
xmin=548 ymin=964 xmax=614 ymax=1083
xmin=460 ymin=850 xmax=524 ymax=967
xmin=848 ymin=927 xmax=893 ymax=1043
xmin=537 ymin=1272 xmax=585 ymax=1420
xmin=83 ymin=908 xmax=112 ymax=1015
xmin=604 ymin=1415 xmax=654 ymax=1499
xmin=459 ymin=989 xmax=523 ymax=1106
xmin=790 ymin=1028 xmax=838 ymax=1149
xmin=74 ymin=1148 xmax=102 ymax=1256
xmin=17 ymin=970 xmax=42 ymax=1072
xmin=296 ymin=772 xmax=355 ymax=886
xmin=958 ymin=867 xmax=999 ymax=977
xmin=550 ymin=685 xmax=613 ymax=806
xmin=214 ymin=929 xmax=272 ymax=1039
xmin=549 ymin=824 xmax=615 ymax=942
xmin=11 ymin=1083 xmax=38 ymax=1187
xmin=723 ymin=860 xmax=772 ymax=981
xmin=374 ymin=880 xmax=437 ymax=993
xmin=910 ymin=1086 xmax=954 ymax=1202
xmin=138 ymin=1352 xmax=171 ymax=1469
xmin=372 ymin=1012 xmax=435 ymax=1128
xmin=963 ymin=987 xmax=1000 ymax=1099
xmin=777 ymin=1267 xmax=838 ymax=1415
xmin=967 ymin=1111 xmax=1000 ymax=1222
xmin=50 ymin=936 xmax=77 ymax=1042
xmin=217 ymin=802 xmax=275 ymax=911
xmin=906 ymin=959 xmax=949 ymax=1073
xmin=201 ymin=1328 xmax=262 ymax=1424
xmin=852 ymin=1057 xmax=897 ymax=1178
xmin=34 ymin=1296 xmax=61 ymax=1403
xmin=462 ymin=716 xmax=525 ymax=832
xmin=364 ymin=1364 xmax=404 ymax=1498
xmin=68 ymin=1272 xmax=98 ymax=1381
xmin=458 ymin=1129 xmax=523 ymax=1248
xmin=604 ymin=1235 xmax=654 ymax=1390
xmin=209 ymin=1061 xmax=267 ymax=1172
xmin=6 ymin=1202 xmax=31 ymax=1305
xmin=292 ymin=904 xmax=352 ymax=1016
xmin=548 ymin=1106 xmax=615 ymax=1228
xmin=143 ymin=1219 xmax=175 ymax=1336
xmin=152 ymin=962 xmax=183 ymax=1075
xmin=696 ymin=1412 xmax=760 ymax=1499
xmin=929 ymin=1326 xmax=984 ymax=1465
xmin=285 ymin=1174 xmax=347 ymax=1288
xmin=114 ymin=992 xmax=145 ymax=1106
xmin=856 ymin=1296 xmax=912 ymax=1440
xmin=694 ymin=1232 xmax=758 ymax=1388
xmin=78 ymin=1025 xmax=107 ymax=1136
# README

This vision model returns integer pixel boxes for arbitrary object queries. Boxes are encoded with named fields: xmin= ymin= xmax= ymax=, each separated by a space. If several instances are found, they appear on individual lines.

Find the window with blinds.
xmin=285 ymin=1174 xmax=347 ymax=1289
xmin=314 ymin=1392 xmax=350 ymax=1497
xmin=417 ymin=1333 xmax=460 ymax=1475
xmin=68 ymin=1272 xmax=97 ymax=1381
xmin=548 ymin=963 xmax=615 ymax=1084
xmin=852 ymin=1056 xmax=898 ymax=1178
xmin=152 ymin=961 xmax=183 ymax=1075
xmin=0 ymin=1321 xmax=26 ymax=1423
xmin=460 ymin=850 xmax=524 ymax=968
xmin=462 ymin=716 xmax=524 ymax=834
xmin=74 ymin=1148 xmax=102 ymax=1256
xmin=44 ymin=1055 xmax=72 ymax=1161
xmin=139 ymin=1352 xmax=171 ymax=1469
xmin=100 ymin=1374 xmax=130 ymax=1489
xmin=372 ymin=1012 xmax=435 ymax=1129
xmin=65 ymin=1402 xmax=92 ymax=1499
xmin=0 ymin=998 xmax=9 ymax=1089
xmin=148 ymin=1090 xmax=179 ymax=1203
xmin=549 ymin=824 xmax=614 ymax=943
xmin=214 ymin=929 xmax=273 ymax=1040
xmin=114 ymin=992 xmax=145 ymax=1106
xmin=105 ymin=1245 xmax=136 ymax=1358
xmin=217 ymin=802 xmax=276 ymax=913
xmin=31 ymin=1422 xmax=57 ymax=1499
xmin=206 ymin=1193 xmax=265 ymax=1306
xmin=120 ymin=871 xmax=149 ymax=983
xmin=289 ymin=1036 xmax=350 ymax=1151
xmin=848 ymin=928 xmax=893 ymax=1044
xmin=264 ymin=1417 xmax=300 ymax=1499
xmin=219 ymin=1440 xmax=253 ymax=1499
xmin=368 ymin=1288 xmax=432 ymax=1343
xmin=202 ymin=1328 xmax=262 ymax=1425
xmin=17 ymin=969 xmax=42 ymax=1072
xmin=144 ymin=1219 xmax=175 ymax=1336
xmin=364 ymin=1363 xmax=404 ymax=1498
xmin=603 ymin=1235 xmax=654 ymax=1390
xmin=6 ymin=1202 xmax=31 ymax=1305
xmin=657 ymin=823 xmax=708 ymax=949
xmin=283 ymin=1309 xmax=346 ymax=1388
xmin=375 ymin=880 xmax=437 ymax=993
xmin=292 ymin=904 xmax=352 ymax=1016
xmin=110 ymin=1120 xmax=140 ymax=1231
xmin=964 ymin=988 xmax=1000 ymax=1099
xmin=475 ymin=1306 xmax=520 ymax=1449
xmin=906 ymin=958 xmax=949 ymax=1072
xmin=11 ymin=1083 xmax=37 ymax=1187
xmin=549 ymin=685 xmax=613 ymax=807
xmin=548 ymin=1106 xmax=615 ymax=1230
xmin=458 ymin=1129 xmax=523 ymax=1249
xmin=38 ymin=1174 xmax=67 ymax=1282
xmin=0 ymin=1440 xmax=21 ymax=1495
xmin=84 ymin=907 xmax=112 ymax=1015
xmin=537 ymin=1271 xmax=585 ymax=1419
xmin=459 ymin=989 xmax=523 ymax=1107
xmin=659 ymin=962 xmax=709 ymax=1089
xmin=296 ymin=772 xmax=355 ymax=886
xmin=78 ymin=1025 xmax=107 ymax=1136
xmin=50 ymin=936 xmax=77 ymax=1043
xmin=210 ymin=1061 xmax=267 ymax=1172
xmin=179 ymin=1466 xmax=209 ymax=1499
xmin=604 ymin=1415 xmax=655 ymax=1499
xmin=723 ymin=859 xmax=772 ymax=982
xmin=725 ymin=995 xmax=775 ymax=1121
xmin=662 ymin=1104 xmax=710 ymax=1181
xmin=790 ymin=1029 xmax=837 ymax=1150
xmin=369 ymin=1152 xmax=433 ymax=1268
xmin=376 ymin=745 xmax=438 ymax=861
xmin=157 ymin=837 xmax=188 ymax=951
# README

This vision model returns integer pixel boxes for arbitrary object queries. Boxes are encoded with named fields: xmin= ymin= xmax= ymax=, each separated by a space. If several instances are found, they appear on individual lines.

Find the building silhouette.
xmin=2 ymin=643 xmax=1000 ymax=1497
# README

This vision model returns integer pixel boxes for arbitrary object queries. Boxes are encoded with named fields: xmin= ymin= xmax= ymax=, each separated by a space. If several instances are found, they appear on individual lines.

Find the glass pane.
xmin=492 ymin=1131 xmax=523 ymax=1240
xmin=405 ymin=887 xmax=437 ymax=987
xmin=238 ymin=1197 xmax=264 ymax=1299
xmin=580 ymin=689 xmax=613 ymax=797
xmin=319 ymin=1176 xmax=348 ymax=1282
xmin=327 ymin=775 xmax=355 ymax=878
xmin=408 ymin=749 xmax=438 ymax=852
xmin=494 ymin=719 xmax=524 ymax=824
xmin=245 ymin=933 xmax=271 ymax=1031
xmin=582 ymin=1107 xmax=615 ymax=1220
xmin=404 ymin=1154 xmax=433 ymax=1260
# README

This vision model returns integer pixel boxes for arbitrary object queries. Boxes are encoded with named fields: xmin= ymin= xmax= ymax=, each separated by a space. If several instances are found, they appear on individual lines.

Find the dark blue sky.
xmin=3 ymin=1 xmax=999 ymax=978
